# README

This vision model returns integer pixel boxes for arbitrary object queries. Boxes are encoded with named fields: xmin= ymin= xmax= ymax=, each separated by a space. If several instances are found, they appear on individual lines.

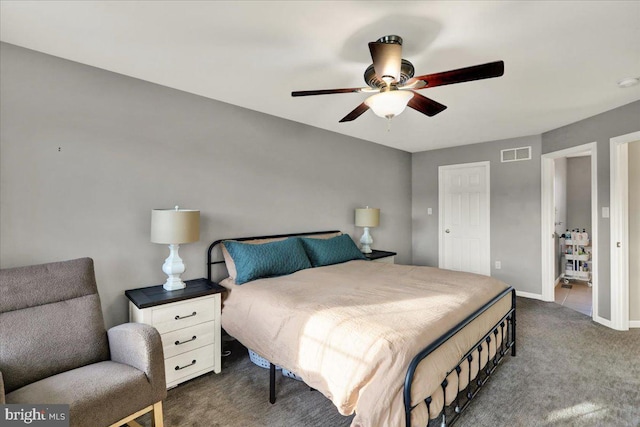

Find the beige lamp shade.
xmin=355 ymin=207 xmax=380 ymax=227
xmin=151 ymin=207 xmax=200 ymax=244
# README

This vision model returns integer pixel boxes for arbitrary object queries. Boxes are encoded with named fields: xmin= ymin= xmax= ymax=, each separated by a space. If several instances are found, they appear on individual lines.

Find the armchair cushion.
xmin=6 ymin=361 xmax=157 ymax=427
xmin=0 ymin=258 xmax=109 ymax=393
xmin=0 ymin=295 xmax=109 ymax=393
xmin=0 ymin=257 xmax=101 ymax=312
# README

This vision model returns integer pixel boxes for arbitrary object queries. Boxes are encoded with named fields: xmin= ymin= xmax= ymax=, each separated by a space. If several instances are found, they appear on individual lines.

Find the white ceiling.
xmin=1 ymin=1 xmax=639 ymax=153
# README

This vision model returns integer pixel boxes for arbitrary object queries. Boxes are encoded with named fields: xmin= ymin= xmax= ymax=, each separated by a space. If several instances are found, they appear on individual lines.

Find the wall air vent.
xmin=501 ymin=146 xmax=532 ymax=163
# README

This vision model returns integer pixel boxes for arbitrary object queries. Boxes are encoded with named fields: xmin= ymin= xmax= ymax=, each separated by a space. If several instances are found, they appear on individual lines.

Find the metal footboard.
xmin=404 ymin=287 xmax=516 ymax=427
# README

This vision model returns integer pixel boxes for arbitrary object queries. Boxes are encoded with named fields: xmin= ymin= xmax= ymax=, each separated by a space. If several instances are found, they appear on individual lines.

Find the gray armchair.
xmin=0 ymin=258 xmax=167 ymax=427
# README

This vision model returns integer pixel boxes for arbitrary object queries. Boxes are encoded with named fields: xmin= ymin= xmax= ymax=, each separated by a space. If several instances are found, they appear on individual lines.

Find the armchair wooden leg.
xmin=152 ymin=401 xmax=164 ymax=427
xmin=108 ymin=401 xmax=164 ymax=427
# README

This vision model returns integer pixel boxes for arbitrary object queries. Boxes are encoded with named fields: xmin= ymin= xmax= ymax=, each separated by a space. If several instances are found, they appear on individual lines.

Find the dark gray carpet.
xmin=140 ymin=298 xmax=640 ymax=426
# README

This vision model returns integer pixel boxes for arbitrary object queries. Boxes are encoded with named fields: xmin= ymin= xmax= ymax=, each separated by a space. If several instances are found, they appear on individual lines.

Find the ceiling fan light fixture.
xmin=365 ymin=90 xmax=414 ymax=119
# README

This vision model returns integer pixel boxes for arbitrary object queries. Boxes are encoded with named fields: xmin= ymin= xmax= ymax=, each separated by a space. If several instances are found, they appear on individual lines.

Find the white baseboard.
xmin=554 ymin=276 xmax=561 ymax=286
xmin=594 ymin=315 xmax=612 ymax=328
xmin=516 ymin=290 xmax=543 ymax=300
xmin=514 ymin=291 xmax=636 ymax=329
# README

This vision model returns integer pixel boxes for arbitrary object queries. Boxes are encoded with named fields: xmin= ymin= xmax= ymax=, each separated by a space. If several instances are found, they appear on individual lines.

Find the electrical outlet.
xmin=495 ymin=261 xmax=501 ymax=269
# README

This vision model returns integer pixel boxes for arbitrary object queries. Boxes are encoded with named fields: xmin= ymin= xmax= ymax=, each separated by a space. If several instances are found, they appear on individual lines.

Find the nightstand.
xmin=364 ymin=250 xmax=397 ymax=264
xmin=125 ymin=278 xmax=225 ymax=389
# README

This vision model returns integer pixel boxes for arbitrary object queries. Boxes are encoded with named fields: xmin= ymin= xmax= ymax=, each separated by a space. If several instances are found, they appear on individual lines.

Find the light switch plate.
xmin=602 ymin=207 xmax=610 ymax=218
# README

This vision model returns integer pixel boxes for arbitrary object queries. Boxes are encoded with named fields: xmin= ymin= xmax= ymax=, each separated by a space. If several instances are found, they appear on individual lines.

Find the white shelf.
xmin=564 ymin=239 xmax=590 ymax=246
xmin=564 ymin=270 xmax=591 ymax=280
xmin=562 ymin=231 xmax=592 ymax=284
xmin=565 ymin=254 xmax=590 ymax=261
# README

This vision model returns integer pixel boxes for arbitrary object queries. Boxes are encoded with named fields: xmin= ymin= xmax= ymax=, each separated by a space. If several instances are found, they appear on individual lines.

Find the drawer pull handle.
xmin=175 ymin=336 xmax=197 ymax=346
xmin=175 ymin=360 xmax=196 ymax=371
xmin=175 ymin=311 xmax=197 ymax=320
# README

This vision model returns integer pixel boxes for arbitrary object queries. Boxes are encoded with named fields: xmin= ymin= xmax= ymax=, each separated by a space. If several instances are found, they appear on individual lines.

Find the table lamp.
xmin=151 ymin=206 xmax=200 ymax=291
xmin=355 ymin=207 xmax=380 ymax=254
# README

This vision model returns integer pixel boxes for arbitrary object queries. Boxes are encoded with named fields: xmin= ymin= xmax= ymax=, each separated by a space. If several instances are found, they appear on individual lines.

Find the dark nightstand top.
xmin=364 ymin=250 xmax=397 ymax=261
xmin=125 ymin=278 xmax=225 ymax=309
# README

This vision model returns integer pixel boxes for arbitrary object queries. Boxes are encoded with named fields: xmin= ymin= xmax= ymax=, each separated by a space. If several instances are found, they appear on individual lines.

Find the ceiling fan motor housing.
xmin=364 ymin=60 xmax=415 ymax=89
xmin=376 ymin=35 xmax=403 ymax=45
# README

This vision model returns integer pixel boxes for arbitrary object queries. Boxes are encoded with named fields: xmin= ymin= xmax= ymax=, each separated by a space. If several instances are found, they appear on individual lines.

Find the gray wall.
xmin=3 ymin=42 xmax=639 ymax=328
xmin=542 ymin=100 xmax=640 ymax=319
xmin=412 ymin=135 xmax=542 ymax=294
xmin=566 ymin=156 xmax=592 ymax=234
xmin=0 ymin=43 xmax=412 ymax=328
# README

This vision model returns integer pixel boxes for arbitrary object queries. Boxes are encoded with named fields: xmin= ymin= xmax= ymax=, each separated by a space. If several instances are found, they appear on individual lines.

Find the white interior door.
xmin=439 ymin=162 xmax=490 ymax=275
xmin=610 ymin=131 xmax=640 ymax=330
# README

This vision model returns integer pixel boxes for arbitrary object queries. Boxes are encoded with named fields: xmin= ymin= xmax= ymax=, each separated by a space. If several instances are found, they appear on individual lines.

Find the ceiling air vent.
xmin=501 ymin=146 xmax=531 ymax=163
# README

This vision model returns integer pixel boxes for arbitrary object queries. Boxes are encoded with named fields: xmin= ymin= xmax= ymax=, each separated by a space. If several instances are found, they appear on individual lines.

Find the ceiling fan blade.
xmin=292 ymin=87 xmax=364 ymax=97
xmin=339 ymin=102 xmax=370 ymax=122
xmin=369 ymin=41 xmax=402 ymax=83
xmin=407 ymin=92 xmax=448 ymax=117
xmin=412 ymin=60 xmax=504 ymax=89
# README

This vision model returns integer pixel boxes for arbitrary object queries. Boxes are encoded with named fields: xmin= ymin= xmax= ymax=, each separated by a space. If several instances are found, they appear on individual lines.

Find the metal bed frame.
xmin=207 ymin=231 xmax=516 ymax=427
xmin=404 ymin=287 xmax=516 ymax=427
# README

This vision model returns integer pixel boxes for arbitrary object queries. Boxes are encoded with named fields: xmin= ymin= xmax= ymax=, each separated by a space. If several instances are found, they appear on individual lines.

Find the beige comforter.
xmin=221 ymin=260 xmax=512 ymax=427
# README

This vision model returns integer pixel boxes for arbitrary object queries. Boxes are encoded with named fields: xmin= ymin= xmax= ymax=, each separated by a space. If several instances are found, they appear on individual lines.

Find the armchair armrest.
xmin=107 ymin=323 xmax=167 ymax=401
xmin=1 ymin=370 xmax=5 ymax=404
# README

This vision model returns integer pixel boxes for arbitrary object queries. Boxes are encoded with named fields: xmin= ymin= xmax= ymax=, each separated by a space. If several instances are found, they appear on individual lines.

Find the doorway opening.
xmin=541 ymin=143 xmax=598 ymax=322
xmin=554 ymin=153 xmax=593 ymax=316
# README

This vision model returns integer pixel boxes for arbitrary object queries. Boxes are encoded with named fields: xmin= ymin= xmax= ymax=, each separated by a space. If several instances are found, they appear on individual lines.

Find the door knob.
xmin=445 ymin=229 xmax=450 ymax=233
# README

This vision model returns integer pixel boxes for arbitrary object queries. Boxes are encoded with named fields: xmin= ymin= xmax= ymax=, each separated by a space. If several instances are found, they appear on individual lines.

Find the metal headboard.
xmin=206 ymin=230 xmax=341 ymax=282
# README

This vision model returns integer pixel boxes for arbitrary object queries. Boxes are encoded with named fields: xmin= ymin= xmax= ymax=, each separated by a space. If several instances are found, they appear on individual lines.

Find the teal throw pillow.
xmin=223 ymin=238 xmax=312 ymax=285
xmin=300 ymin=234 xmax=366 ymax=267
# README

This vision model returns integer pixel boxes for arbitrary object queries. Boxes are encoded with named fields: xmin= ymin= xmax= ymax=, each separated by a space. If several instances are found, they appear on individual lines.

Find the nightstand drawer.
xmin=153 ymin=296 xmax=216 ymax=334
xmin=161 ymin=320 xmax=216 ymax=359
xmin=165 ymin=344 xmax=215 ymax=386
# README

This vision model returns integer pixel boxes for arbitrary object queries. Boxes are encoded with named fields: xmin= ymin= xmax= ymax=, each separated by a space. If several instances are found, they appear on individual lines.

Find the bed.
xmin=207 ymin=231 xmax=516 ymax=427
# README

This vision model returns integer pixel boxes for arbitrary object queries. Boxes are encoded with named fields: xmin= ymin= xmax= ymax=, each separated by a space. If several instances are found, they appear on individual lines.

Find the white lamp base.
xmin=360 ymin=227 xmax=373 ymax=254
xmin=162 ymin=244 xmax=187 ymax=291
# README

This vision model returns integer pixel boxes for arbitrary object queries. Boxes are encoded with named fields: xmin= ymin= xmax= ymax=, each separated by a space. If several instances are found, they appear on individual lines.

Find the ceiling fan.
xmin=291 ymin=35 xmax=504 ymax=124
